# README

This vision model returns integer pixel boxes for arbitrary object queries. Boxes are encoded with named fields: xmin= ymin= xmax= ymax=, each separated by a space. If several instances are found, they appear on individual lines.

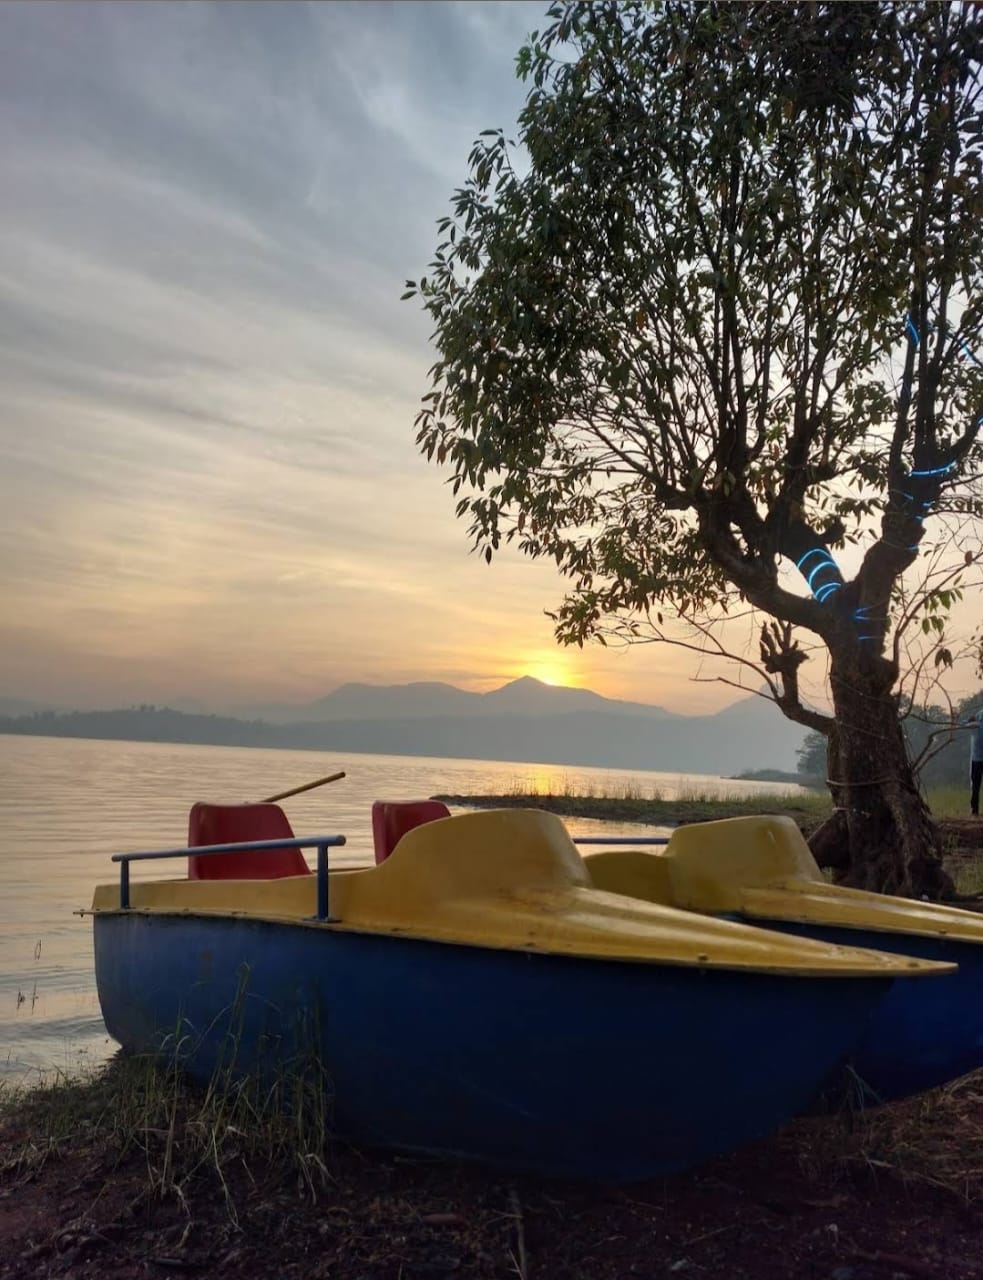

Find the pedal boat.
xmin=89 ymin=808 xmax=952 ymax=1180
xmin=584 ymin=815 xmax=983 ymax=1103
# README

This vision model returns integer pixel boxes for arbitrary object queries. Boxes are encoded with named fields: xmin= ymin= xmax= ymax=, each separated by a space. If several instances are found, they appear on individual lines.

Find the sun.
xmin=524 ymin=656 xmax=576 ymax=688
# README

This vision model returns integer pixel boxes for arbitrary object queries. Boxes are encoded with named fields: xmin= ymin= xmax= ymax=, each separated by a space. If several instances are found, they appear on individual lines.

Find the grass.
xmin=924 ymin=785 xmax=972 ymax=818
xmin=437 ymin=780 xmax=977 ymax=834
xmin=0 ymin=1047 xmax=336 ymax=1223
xmin=788 ymin=1070 xmax=983 ymax=1207
xmin=435 ymin=780 xmax=834 ymax=829
xmin=4 ymin=1047 xmax=983 ymax=1226
xmin=4 ymin=1054 xmax=981 ymax=1280
xmin=952 ymin=862 xmax=983 ymax=898
xmin=501 ymin=775 xmax=820 ymax=804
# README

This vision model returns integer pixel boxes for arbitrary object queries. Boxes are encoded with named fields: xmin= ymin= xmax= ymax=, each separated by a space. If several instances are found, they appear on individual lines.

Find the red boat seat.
xmin=188 ymin=802 xmax=312 ymax=880
xmin=371 ymin=799 xmax=451 ymax=864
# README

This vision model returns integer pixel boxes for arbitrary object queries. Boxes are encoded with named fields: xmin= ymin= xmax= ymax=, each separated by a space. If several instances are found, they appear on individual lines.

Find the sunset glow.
xmin=519 ymin=656 xmax=579 ymax=689
xmin=1 ymin=1 xmax=979 ymax=721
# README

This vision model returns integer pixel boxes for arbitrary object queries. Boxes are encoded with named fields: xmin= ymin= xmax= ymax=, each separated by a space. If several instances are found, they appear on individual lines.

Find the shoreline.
xmin=433 ymin=790 xmax=832 ymax=830
xmin=434 ymin=793 xmax=983 ymax=858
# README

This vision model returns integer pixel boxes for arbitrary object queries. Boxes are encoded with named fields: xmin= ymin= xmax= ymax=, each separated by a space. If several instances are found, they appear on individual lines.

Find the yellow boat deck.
xmin=90 ymin=809 xmax=955 ymax=978
xmin=586 ymin=815 xmax=983 ymax=944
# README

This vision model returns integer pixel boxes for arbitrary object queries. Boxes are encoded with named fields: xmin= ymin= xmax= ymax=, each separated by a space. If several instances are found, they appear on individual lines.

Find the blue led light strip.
xmin=959 ymin=338 xmax=983 ymax=370
xmin=795 ymin=548 xmax=830 ymax=571
xmin=793 ymin=546 xmax=843 ymax=605
xmin=909 ymin=463 xmax=956 ymax=479
xmin=806 ymin=560 xmax=837 ymax=591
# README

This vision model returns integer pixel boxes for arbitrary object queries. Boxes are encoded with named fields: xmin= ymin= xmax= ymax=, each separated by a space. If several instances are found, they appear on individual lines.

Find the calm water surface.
xmin=0 ymin=734 xmax=803 ymax=1077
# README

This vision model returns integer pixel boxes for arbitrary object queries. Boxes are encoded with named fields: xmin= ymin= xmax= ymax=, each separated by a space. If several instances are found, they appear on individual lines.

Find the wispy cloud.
xmin=0 ymin=1 xmax=741 ymax=713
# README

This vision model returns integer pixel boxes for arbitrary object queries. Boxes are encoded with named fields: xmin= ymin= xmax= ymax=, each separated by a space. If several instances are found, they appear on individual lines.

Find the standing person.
xmin=967 ymin=711 xmax=983 ymax=818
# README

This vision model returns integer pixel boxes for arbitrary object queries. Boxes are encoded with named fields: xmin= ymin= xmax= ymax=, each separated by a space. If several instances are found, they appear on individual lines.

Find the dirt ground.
xmin=2 ymin=1072 xmax=983 ymax=1280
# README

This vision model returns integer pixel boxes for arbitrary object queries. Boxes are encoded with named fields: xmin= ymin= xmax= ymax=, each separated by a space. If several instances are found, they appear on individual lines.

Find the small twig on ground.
xmin=508 ymin=1185 xmax=528 ymax=1279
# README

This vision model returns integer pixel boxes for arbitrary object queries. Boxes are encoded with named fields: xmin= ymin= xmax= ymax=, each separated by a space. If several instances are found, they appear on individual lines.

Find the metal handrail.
xmin=108 ymin=832 xmax=660 ymax=918
xmin=111 ymin=835 xmax=347 ymax=920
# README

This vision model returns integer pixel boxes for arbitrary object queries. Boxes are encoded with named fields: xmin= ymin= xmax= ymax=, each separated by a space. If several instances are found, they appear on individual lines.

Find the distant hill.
xmin=0 ymin=696 xmax=55 ymax=716
xmin=235 ymin=681 xmax=480 ymax=723
xmin=230 ymin=676 xmax=681 ymax=724
xmin=0 ymin=678 xmax=808 ymax=776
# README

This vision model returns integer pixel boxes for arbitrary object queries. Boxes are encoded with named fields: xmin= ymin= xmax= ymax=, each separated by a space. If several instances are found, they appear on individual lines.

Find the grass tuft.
xmin=439 ymin=785 xmax=833 ymax=830
xmin=786 ymin=1072 xmax=983 ymax=1206
xmin=0 ymin=1045 xmax=336 ymax=1221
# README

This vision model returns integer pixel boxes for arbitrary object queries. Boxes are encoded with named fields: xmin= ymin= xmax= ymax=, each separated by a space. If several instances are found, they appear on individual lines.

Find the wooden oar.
xmin=261 ymin=771 xmax=346 ymax=804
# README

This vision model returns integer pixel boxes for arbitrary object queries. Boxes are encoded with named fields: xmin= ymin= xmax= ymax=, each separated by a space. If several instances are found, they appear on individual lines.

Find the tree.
xmin=409 ymin=1 xmax=983 ymax=896
xmin=798 ymin=687 xmax=983 ymax=794
xmin=796 ymin=731 xmax=827 ymax=788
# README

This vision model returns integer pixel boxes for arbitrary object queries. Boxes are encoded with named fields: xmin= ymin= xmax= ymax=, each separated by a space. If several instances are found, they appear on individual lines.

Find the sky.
xmin=0 ymin=1 xmax=979 ymax=718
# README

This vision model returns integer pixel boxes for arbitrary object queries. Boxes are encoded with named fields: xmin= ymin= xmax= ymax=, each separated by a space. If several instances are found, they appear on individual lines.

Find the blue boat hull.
xmin=95 ymin=912 xmax=893 ymax=1180
xmin=759 ymin=921 xmax=983 ymax=1103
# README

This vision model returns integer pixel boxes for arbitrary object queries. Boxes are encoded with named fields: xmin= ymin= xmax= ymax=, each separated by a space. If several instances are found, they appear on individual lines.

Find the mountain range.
xmin=229 ymin=677 xmax=684 ymax=724
xmin=0 ymin=677 xmax=809 ymax=776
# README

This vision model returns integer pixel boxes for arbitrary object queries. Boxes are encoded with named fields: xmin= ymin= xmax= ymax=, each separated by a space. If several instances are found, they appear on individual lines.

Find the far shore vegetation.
xmin=433 ymin=782 xmax=974 ymax=829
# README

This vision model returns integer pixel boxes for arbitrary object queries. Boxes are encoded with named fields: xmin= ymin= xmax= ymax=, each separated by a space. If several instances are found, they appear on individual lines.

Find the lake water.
xmin=0 ymin=734 xmax=803 ymax=1079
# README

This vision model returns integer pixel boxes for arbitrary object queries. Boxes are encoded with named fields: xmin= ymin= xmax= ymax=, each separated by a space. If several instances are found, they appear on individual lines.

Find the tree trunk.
xmin=809 ymin=651 xmax=954 ymax=899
